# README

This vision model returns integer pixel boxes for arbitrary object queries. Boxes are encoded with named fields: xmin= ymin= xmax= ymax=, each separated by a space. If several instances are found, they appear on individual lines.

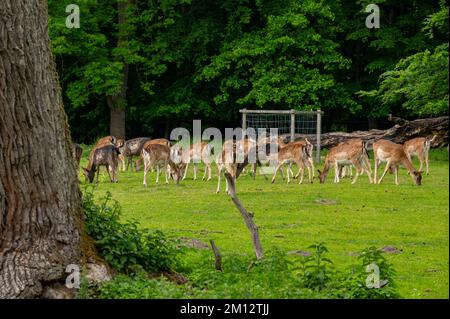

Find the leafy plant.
xmin=82 ymin=187 xmax=183 ymax=274
xmin=295 ymin=242 xmax=334 ymax=290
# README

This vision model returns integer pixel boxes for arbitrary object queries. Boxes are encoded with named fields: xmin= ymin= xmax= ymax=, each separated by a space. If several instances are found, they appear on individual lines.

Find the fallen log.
xmin=283 ymin=115 xmax=448 ymax=149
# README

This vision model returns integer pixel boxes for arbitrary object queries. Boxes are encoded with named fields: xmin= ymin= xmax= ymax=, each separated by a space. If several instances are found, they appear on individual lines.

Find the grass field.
xmin=79 ymin=148 xmax=449 ymax=299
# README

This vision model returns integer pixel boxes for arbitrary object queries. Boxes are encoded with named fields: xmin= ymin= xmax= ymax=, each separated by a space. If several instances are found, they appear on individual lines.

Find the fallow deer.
xmin=373 ymin=139 xmax=422 ymax=185
xmin=318 ymin=139 xmax=372 ymax=184
xmin=82 ymin=145 xmax=120 ymax=183
xmin=142 ymin=143 xmax=185 ymax=186
xmin=216 ymin=140 xmax=251 ymax=194
xmin=119 ymin=137 xmax=151 ymax=171
xmin=182 ymin=141 xmax=213 ymax=181
xmin=270 ymin=142 xmax=311 ymax=184
xmin=88 ymin=136 xmax=123 ymax=174
xmin=403 ymin=135 xmax=436 ymax=175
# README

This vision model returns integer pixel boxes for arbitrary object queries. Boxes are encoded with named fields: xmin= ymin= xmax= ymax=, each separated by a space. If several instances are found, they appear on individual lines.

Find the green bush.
xmin=95 ymin=245 xmax=400 ymax=299
xmin=82 ymin=188 xmax=182 ymax=273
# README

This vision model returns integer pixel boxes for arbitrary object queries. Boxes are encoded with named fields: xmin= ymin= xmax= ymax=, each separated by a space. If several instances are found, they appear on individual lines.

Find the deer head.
xmin=82 ymin=167 xmax=96 ymax=183
xmin=411 ymin=171 xmax=422 ymax=186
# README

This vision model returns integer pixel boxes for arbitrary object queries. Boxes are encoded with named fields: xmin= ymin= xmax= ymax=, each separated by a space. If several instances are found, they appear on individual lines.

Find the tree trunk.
xmin=107 ymin=0 xmax=132 ymax=140
xmin=0 ymin=0 xmax=82 ymax=298
xmin=224 ymin=172 xmax=264 ymax=260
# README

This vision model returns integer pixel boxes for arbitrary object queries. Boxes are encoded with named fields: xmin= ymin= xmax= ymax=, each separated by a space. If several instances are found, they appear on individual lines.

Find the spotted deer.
xmin=119 ymin=137 xmax=151 ymax=171
xmin=82 ymin=145 xmax=120 ymax=183
xmin=373 ymin=139 xmax=422 ymax=185
xmin=182 ymin=141 xmax=213 ymax=181
xmin=318 ymin=139 xmax=373 ymax=184
xmin=216 ymin=140 xmax=251 ymax=194
xmin=403 ymin=135 xmax=436 ymax=175
xmin=88 ymin=136 xmax=124 ymax=174
xmin=142 ymin=143 xmax=185 ymax=186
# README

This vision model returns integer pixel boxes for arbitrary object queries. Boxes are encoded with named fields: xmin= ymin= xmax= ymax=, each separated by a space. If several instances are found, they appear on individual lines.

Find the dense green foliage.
xmin=82 ymin=188 xmax=182 ymax=273
xmin=48 ymin=0 xmax=449 ymax=142
xmin=89 ymin=242 xmax=399 ymax=299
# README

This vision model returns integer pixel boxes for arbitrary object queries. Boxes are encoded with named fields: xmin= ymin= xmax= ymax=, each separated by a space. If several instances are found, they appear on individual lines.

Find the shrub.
xmin=82 ymin=187 xmax=182 ymax=274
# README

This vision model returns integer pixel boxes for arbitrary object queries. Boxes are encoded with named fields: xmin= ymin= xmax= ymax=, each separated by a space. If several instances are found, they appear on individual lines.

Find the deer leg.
xmin=362 ymin=159 xmax=373 ymax=183
xmin=417 ymin=153 xmax=424 ymax=173
xmin=182 ymin=162 xmax=189 ymax=180
xmin=271 ymin=163 xmax=283 ymax=183
xmin=207 ymin=164 xmax=212 ymax=181
xmin=96 ymin=166 xmax=100 ymax=184
xmin=225 ymin=176 xmax=229 ymax=194
xmin=333 ymin=162 xmax=340 ymax=183
xmin=394 ymin=164 xmax=399 ymax=185
xmin=216 ymin=166 xmax=222 ymax=193
xmin=378 ymin=160 xmax=392 ymax=184
xmin=351 ymin=161 xmax=361 ymax=185
xmin=373 ymin=158 xmax=379 ymax=184
xmin=425 ymin=149 xmax=430 ymax=175
xmin=143 ymin=163 xmax=149 ymax=187
xmin=252 ymin=163 xmax=257 ymax=180
xmin=156 ymin=165 xmax=160 ymax=184
xmin=193 ymin=163 xmax=197 ymax=180
xmin=165 ymin=165 xmax=169 ymax=184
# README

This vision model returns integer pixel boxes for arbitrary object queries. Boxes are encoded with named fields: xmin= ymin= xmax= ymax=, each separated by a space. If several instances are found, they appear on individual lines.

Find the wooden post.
xmin=209 ymin=240 xmax=223 ymax=271
xmin=242 ymin=108 xmax=247 ymax=131
xmin=316 ymin=109 xmax=322 ymax=163
xmin=290 ymin=109 xmax=295 ymax=142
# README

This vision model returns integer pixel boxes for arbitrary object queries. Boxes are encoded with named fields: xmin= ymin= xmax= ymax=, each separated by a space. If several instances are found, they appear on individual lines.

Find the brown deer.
xmin=182 ymin=141 xmax=213 ymax=181
xmin=271 ymin=142 xmax=311 ymax=184
xmin=142 ymin=143 xmax=185 ymax=186
xmin=403 ymin=135 xmax=436 ymax=175
xmin=119 ymin=137 xmax=151 ymax=171
xmin=216 ymin=140 xmax=250 ymax=193
xmin=82 ymin=145 xmax=120 ymax=183
xmin=288 ymin=138 xmax=315 ymax=183
xmin=88 ymin=136 xmax=124 ymax=174
xmin=318 ymin=139 xmax=372 ymax=184
xmin=373 ymin=139 xmax=422 ymax=185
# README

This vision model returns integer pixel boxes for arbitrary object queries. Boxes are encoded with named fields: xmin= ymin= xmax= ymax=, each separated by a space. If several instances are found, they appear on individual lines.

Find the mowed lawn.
xmin=79 ymin=148 xmax=449 ymax=299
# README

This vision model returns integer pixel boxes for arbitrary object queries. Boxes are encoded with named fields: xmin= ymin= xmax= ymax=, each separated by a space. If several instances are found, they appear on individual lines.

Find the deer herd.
xmin=73 ymin=134 xmax=437 ymax=191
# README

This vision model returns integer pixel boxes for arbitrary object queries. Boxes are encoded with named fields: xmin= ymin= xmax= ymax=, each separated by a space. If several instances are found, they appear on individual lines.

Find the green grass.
xmin=79 ymin=148 xmax=449 ymax=299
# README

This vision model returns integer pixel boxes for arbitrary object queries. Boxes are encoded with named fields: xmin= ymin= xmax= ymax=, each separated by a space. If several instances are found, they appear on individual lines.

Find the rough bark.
xmin=0 ymin=0 xmax=82 ymax=298
xmin=107 ymin=0 xmax=132 ymax=140
xmin=209 ymin=240 xmax=222 ymax=271
xmin=285 ymin=115 xmax=449 ymax=149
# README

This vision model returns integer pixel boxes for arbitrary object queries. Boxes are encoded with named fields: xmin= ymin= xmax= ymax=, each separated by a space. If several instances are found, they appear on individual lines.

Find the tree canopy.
xmin=48 ymin=0 xmax=449 ymax=142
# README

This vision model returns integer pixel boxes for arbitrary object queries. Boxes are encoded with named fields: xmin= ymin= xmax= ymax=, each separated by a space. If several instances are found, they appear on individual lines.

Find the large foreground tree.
xmin=0 ymin=0 xmax=82 ymax=298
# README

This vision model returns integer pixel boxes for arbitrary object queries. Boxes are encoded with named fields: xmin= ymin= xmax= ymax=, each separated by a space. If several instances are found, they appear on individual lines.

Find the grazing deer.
xmin=216 ymin=140 xmax=250 ymax=193
xmin=119 ymin=137 xmax=151 ymax=171
xmin=318 ymin=139 xmax=372 ymax=184
xmin=82 ymin=145 xmax=120 ymax=183
xmin=373 ymin=139 xmax=422 ymax=185
xmin=289 ymin=138 xmax=315 ymax=183
xmin=88 ymin=136 xmax=123 ymax=174
xmin=403 ymin=135 xmax=436 ymax=175
xmin=271 ymin=142 xmax=311 ymax=184
xmin=72 ymin=143 xmax=83 ymax=169
xmin=182 ymin=141 xmax=213 ymax=181
xmin=142 ymin=143 xmax=185 ymax=186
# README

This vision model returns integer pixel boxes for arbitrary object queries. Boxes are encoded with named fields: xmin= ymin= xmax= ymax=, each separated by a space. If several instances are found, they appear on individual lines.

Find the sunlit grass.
xmin=79 ymin=148 xmax=449 ymax=299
